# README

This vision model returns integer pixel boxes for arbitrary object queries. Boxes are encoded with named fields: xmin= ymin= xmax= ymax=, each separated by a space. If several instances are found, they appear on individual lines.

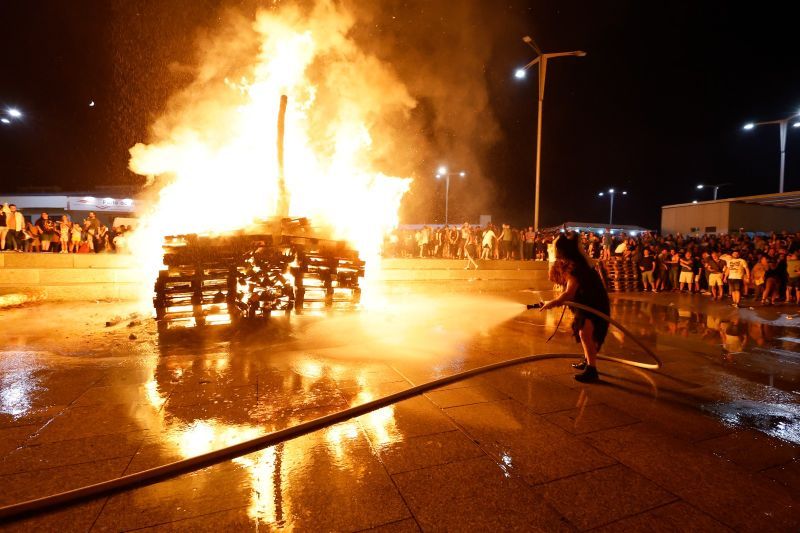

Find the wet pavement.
xmin=0 ymin=289 xmax=798 ymax=531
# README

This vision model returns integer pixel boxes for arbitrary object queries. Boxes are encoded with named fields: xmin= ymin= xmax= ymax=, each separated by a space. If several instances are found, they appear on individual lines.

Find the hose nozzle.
xmin=526 ymin=302 xmax=544 ymax=310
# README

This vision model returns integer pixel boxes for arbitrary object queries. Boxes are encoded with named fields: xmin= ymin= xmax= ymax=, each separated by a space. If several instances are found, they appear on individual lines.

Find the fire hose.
xmin=0 ymin=301 xmax=662 ymax=523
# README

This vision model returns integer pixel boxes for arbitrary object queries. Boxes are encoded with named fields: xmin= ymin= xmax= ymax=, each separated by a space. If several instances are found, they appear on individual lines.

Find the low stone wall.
xmin=376 ymin=258 xmax=549 ymax=292
xmin=0 ymin=254 xmax=551 ymax=301
xmin=0 ymin=253 xmax=142 ymax=300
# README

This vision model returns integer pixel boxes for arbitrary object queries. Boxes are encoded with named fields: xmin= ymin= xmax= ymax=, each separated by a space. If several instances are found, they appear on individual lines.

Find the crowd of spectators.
xmin=0 ymin=203 xmax=133 ymax=253
xmin=385 ymin=223 xmax=545 ymax=263
xmin=583 ymin=229 xmax=800 ymax=307
xmin=384 ymin=223 xmax=800 ymax=307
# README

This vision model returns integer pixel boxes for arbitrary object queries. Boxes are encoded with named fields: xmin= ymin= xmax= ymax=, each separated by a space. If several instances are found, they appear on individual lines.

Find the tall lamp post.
xmin=743 ymin=112 xmax=800 ymax=193
xmin=696 ymin=182 xmax=730 ymax=200
xmin=515 ymin=35 xmax=586 ymax=231
xmin=598 ymin=188 xmax=626 ymax=225
xmin=435 ymin=166 xmax=466 ymax=226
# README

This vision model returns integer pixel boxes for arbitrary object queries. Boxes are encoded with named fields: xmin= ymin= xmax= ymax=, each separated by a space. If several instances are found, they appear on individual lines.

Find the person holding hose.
xmin=541 ymin=234 xmax=611 ymax=382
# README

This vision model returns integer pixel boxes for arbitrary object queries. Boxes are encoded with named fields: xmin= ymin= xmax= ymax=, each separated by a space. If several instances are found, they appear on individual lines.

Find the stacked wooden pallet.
xmin=602 ymin=257 xmax=640 ymax=292
xmin=153 ymin=229 xmax=365 ymax=331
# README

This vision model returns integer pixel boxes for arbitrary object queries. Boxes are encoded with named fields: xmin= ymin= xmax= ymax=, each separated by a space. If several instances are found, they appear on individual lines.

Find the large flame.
xmin=128 ymin=1 xmax=413 ymax=300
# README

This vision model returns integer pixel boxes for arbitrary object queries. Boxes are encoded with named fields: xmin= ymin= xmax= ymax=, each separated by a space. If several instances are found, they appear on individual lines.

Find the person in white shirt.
xmin=4 ymin=204 xmax=25 ymax=252
xmin=723 ymin=250 xmax=750 ymax=308
xmin=481 ymin=226 xmax=496 ymax=260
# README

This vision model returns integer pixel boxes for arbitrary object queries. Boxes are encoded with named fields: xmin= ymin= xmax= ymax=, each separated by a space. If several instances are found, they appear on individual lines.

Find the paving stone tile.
xmin=32 ymin=404 xmax=162 ymax=444
xmin=759 ymin=459 xmax=800 ymax=501
xmin=483 ymin=370 xmax=596 ymax=414
xmin=697 ymin=429 xmax=799 ymax=472
xmin=356 ymin=394 xmax=457 ymax=443
xmin=535 ymin=464 xmax=677 ymax=530
xmin=0 ymin=424 xmax=38 ymax=458
xmin=358 ymin=517 xmax=421 ymax=532
xmin=544 ymin=403 xmax=640 ymax=435
xmin=585 ymin=386 xmax=734 ymax=442
xmin=392 ymin=456 xmax=572 ymax=531
xmin=680 ymin=472 xmax=799 ymax=532
xmin=98 ymin=427 xmax=410 ymax=532
xmin=0 ymin=405 xmax=67 ymax=429
xmin=124 ymin=506 xmax=257 ymax=532
xmin=1 ymin=500 xmax=106 ymax=533
xmin=0 ymin=456 xmax=130 ymax=506
xmin=72 ymin=383 xmax=174 ymax=408
xmin=423 ymin=384 xmax=508 ymax=408
xmin=373 ymin=429 xmax=484 ymax=474
xmin=446 ymin=400 xmax=617 ymax=485
xmin=587 ymin=425 xmax=799 ymax=531
xmin=594 ymin=501 xmax=733 ymax=532
xmin=0 ymin=429 xmax=147 ymax=475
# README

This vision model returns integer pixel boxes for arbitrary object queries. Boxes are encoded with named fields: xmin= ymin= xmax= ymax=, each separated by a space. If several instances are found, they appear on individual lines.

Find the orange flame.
xmin=128 ymin=1 xmax=413 ymax=302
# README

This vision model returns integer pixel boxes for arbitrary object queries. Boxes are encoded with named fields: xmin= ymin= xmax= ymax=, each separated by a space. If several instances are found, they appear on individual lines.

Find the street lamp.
xmin=743 ymin=111 xmax=800 ymax=193
xmin=2 ymin=107 xmax=23 ymax=125
xmin=435 ymin=167 xmax=466 ymax=226
xmin=696 ymin=182 xmax=730 ymax=201
xmin=598 ymin=188 xmax=626 ymax=225
xmin=515 ymin=34 xmax=586 ymax=231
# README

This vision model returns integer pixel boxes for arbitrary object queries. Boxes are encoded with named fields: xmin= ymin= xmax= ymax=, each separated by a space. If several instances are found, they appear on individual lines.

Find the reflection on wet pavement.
xmin=0 ymin=291 xmax=797 ymax=530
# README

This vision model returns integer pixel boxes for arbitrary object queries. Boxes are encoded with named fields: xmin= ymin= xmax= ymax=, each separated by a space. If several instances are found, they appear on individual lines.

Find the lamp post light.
xmin=1 ymin=107 xmax=23 ymax=125
xmin=515 ymin=35 xmax=586 ymax=231
xmin=435 ymin=166 xmax=466 ymax=226
xmin=743 ymin=111 xmax=800 ymax=193
xmin=696 ymin=182 xmax=731 ymax=201
xmin=598 ymin=188 xmax=626 ymax=225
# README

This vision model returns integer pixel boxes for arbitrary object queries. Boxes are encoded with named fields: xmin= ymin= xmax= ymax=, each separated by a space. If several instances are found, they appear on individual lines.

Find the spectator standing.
xmin=705 ymin=251 xmax=724 ymax=300
xmin=481 ymin=225 xmax=496 ymax=260
xmin=762 ymin=257 xmax=781 ymax=305
xmin=723 ymin=250 xmax=749 ymax=308
xmin=35 ymin=212 xmax=56 ymax=252
xmin=655 ymin=249 xmax=669 ymax=292
xmin=679 ymin=251 xmax=694 ymax=292
xmin=84 ymin=212 xmax=101 ymax=253
xmin=70 ymin=221 xmax=83 ymax=253
xmin=24 ymin=221 xmax=41 ymax=252
xmin=668 ymin=249 xmax=680 ymax=290
xmin=639 ymin=248 xmax=656 ymax=291
xmin=785 ymin=252 xmax=800 ymax=304
xmin=524 ymin=227 xmax=535 ymax=260
xmin=751 ymin=256 xmax=768 ymax=301
xmin=4 ymin=204 xmax=25 ymax=252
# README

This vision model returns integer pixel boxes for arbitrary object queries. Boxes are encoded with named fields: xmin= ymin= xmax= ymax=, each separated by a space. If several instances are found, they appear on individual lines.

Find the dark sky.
xmin=1 ymin=0 xmax=798 ymax=229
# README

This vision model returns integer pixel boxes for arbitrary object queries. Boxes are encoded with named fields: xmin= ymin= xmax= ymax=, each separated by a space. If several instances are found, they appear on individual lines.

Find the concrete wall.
xmin=728 ymin=203 xmax=800 ymax=233
xmin=662 ymin=201 xmax=800 ymax=235
xmin=661 ymin=202 xmax=730 ymax=235
xmin=0 ymin=253 xmax=144 ymax=300
xmin=0 ymin=255 xmax=551 ymax=301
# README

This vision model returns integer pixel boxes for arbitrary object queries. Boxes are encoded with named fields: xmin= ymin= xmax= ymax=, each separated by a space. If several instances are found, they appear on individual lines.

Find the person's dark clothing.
xmin=566 ymin=260 xmax=611 ymax=349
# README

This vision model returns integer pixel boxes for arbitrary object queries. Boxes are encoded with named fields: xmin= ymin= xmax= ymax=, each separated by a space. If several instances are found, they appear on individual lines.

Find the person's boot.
xmin=574 ymin=365 xmax=599 ymax=383
xmin=571 ymin=359 xmax=587 ymax=370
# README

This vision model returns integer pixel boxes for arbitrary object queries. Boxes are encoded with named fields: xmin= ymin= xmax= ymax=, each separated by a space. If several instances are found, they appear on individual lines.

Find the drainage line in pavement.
xmin=0 ymin=301 xmax=661 ymax=523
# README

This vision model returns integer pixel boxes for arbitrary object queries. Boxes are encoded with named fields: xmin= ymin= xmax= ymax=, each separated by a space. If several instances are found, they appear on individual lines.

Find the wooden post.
xmin=276 ymin=94 xmax=289 ymax=218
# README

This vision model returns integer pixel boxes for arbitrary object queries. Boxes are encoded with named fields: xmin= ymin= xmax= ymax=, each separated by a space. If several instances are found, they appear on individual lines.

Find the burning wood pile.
xmin=153 ymin=218 xmax=364 ymax=331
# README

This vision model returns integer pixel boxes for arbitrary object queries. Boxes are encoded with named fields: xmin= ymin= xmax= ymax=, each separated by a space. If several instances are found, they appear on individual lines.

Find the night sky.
xmin=1 ymin=1 xmax=798 ymax=230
